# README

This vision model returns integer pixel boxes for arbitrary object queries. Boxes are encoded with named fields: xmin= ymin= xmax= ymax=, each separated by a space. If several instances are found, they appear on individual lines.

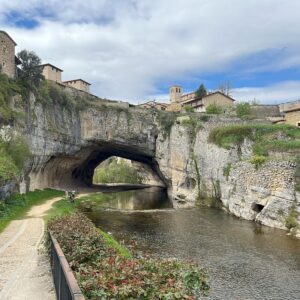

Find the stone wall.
xmin=0 ymin=31 xmax=16 ymax=78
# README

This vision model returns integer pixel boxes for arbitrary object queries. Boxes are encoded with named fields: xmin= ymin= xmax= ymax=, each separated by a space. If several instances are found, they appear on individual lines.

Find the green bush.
xmin=0 ymin=136 xmax=31 ymax=184
xmin=48 ymin=213 xmax=209 ymax=299
xmin=236 ymin=102 xmax=251 ymax=118
xmin=183 ymin=105 xmax=194 ymax=113
xmin=223 ymin=163 xmax=232 ymax=181
xmin=206 ymin=104 xmax=222 ymax=114
xmin=250 ymin=155 xmax=266 ymax=169
xmin=285 ymin=207 xmax=299 ymax=229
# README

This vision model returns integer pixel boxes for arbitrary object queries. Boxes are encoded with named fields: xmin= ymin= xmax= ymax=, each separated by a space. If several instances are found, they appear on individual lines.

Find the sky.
xmin=1 ymin=0 xmax=300 ymax=104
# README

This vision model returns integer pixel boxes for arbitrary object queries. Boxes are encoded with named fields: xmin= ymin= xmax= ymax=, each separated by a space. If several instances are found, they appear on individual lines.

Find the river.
xmin=79 ymin=187 xmax=300 ymax=300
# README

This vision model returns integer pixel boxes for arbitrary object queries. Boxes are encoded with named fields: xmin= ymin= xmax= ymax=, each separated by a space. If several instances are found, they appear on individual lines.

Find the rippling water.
xmin=80 ymin=187 xmax=300 ymax=300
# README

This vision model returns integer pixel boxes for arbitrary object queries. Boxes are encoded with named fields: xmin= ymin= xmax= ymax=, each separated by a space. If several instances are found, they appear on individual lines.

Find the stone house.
xmin=279 ymin=100 xmax=300 ymax=127
xmin=63 ymin=79 xmax=91 ymax=93
xmin=40 ymin=63 xmax=63 ymax=83
xmin=137 ymin=100 xmax=168 ymax=110
xmin=166 ymin=85 xmax=235 ymax=112
xmin=0 ymin=31 xmax=20 ymax=78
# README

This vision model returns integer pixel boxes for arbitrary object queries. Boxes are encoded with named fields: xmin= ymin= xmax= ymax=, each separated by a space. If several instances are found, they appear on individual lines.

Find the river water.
xmin=79 ymin=187 xmax=300 ymax=300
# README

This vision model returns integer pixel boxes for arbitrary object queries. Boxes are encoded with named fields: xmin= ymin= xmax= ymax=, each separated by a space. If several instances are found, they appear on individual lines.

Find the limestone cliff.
xmin=1 ymin=88 xmax=299 ymax=236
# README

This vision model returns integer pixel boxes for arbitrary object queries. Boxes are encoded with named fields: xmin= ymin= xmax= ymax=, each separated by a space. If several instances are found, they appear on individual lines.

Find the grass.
xmin=209 ymin=124 xmax=300 ymax=155
xmin=0 ymin=189 xmax=64 ymax=232
xmin=98 ymin=228 xmax=132 ymax=258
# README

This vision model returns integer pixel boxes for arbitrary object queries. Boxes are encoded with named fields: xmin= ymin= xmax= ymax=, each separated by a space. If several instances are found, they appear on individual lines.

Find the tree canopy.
xmin=17 ymin=50 xmax=44 ymax=87
xmin=195 ymin=84 xmax=207 ymax=98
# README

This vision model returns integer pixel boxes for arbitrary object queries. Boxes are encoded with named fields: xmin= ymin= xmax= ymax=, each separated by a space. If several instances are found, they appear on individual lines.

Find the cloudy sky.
xmin=1 ymin=0 xmax=300 ymax=104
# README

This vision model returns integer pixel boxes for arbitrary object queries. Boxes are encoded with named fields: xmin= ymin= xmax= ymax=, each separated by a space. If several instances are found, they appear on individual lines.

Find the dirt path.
xmin=0 ymin=194 xmax=88 ymax=299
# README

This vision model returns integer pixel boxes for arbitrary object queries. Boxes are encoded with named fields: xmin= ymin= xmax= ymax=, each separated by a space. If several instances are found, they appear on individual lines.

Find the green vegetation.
xmin=285 ymin=207 xmax=299 ymax=230
xmin=208 ymin=124 xmax=300 ymax=155
xmin=0 ymin=189 xmax=63 ymax=232
xmin=17 ymin=50 xmax=44 ymax=88
xmin=0 ymin=73 xmax=23 ymax=123
xmin=98 ymin=229 xmax=132 ymax=259
xmin=181 ymin=116 xmax=203 ymax=142
xmin=250 ymin=155 xmax=267 ymax=169
xmin=183 ymin=105 xmax=194 ymax=113
xmin=48 ymin=213 xmax=209 ymax=299
xmin=156 ymin=110 xmax=178 ymax=139
xmin=223 ymin=163 xmax=232 ymax=181
xmin=0 ymin=136 xmax=31 ymax=185
xmin=206 ymin=104 xmax=222 ymax=114
xmin=195 ymin=83 xmax=207 ymax=99
xmin=236 ymin=102 xmax=251 ymax=118
xmin=294 ymin=157 xmax=300 ymax=192
xmin=93 ymin=157 xmax=142 ymax=184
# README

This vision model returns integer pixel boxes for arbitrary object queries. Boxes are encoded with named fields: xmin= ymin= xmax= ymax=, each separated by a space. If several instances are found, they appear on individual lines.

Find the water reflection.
xmin=79 ymin=187 xmax=172 ymax=211
xmin=80 ymin=189 xmax=300 ymax=300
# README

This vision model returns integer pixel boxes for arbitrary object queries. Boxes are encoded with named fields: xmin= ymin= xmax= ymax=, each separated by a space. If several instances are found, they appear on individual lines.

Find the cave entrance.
xmin=252 ymin=203 xmax=265 ymax=213
xmin=92 ymin=156 xmax=164 ymax=187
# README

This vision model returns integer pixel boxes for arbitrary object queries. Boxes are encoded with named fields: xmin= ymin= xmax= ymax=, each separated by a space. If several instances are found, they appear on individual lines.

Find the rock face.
xmin=2 ymin=90 xmax=299 ymax=234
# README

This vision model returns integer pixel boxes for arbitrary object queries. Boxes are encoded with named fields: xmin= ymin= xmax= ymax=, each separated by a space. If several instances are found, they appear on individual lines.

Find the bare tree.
xmin=218 ymin=81 xmax=232 ymax=97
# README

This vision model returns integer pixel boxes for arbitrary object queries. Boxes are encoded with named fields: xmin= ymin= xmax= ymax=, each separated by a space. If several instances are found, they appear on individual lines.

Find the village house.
xmin=63 ymin=79 xmax=91 ymax=93
xmin=166 ymin=85 xmax=235 ymax=112
xmin=0 ymin=31 xmax=21 ymax=78
xmin=136 ymin=100 xmax=168 ymax=110
xmin=279 ymin=100 xmax=300 ymax=127
xmin=40 ymin=63 xmax=63 ymax=83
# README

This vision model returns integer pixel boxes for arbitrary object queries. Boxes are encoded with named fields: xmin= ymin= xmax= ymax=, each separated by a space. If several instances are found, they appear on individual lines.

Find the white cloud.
xmin=1 ymin=0 xmax=300 ymax=103
xmin=232 ymin=81 xmax=300 ymax=104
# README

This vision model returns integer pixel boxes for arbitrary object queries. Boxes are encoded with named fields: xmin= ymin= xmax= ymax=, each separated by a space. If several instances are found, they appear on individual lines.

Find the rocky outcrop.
xmin=2 ymin=89 xmax=299 ymax=235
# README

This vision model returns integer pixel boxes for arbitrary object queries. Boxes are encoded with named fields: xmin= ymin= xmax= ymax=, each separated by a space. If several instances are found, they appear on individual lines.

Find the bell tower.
xmin=169 ymin=85 xmax=182 ymax=103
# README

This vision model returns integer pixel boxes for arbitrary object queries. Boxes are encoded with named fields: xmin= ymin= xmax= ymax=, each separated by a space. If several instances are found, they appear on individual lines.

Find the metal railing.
xmin=49 ymin=232 xmax=85 ymax=300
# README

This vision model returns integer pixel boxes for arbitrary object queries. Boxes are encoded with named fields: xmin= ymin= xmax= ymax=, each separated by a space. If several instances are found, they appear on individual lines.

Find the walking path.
xmin=0 ymin=194 xmax=87 ymax=299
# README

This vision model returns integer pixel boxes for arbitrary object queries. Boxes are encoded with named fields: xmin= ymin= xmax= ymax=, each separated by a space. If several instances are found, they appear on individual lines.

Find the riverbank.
xmin=48 ymin=212 xmax=209 ymax=299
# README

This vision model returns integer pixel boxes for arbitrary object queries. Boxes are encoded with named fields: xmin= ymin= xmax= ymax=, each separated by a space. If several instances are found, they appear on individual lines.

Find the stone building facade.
xmin=63 ymin=79 xmax=91 ymax=93
xmin=0 ymin=31 xmax=18 ymax=78
xmin=41 ymin=64 xmax=63 ymax=83
xmin=167 ymin=85 xmax=235 ymax=112
xmin=279 ymin=100 xmax=300 ymax=127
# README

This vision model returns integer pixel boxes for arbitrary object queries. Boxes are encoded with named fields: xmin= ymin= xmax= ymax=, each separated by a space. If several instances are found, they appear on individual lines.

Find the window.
xmin=297 ymin=122 xmax=300 ymax=128
xmin=2 ymin=62 xmax=5 ymax=67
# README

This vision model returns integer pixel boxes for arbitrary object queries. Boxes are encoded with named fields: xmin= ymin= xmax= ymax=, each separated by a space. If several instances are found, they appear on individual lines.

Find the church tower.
xmin=169 ymin=85 xmax=182 ymax=103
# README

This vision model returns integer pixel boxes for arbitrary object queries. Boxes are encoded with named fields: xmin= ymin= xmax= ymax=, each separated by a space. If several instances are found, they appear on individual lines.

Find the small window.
xmin=2 ymin=62 xmax=5 ymax=67
xmin=297 ymin=122 xmax=300 ymax=128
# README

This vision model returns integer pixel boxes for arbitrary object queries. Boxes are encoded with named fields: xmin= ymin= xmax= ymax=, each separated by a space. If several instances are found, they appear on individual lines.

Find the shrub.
xmin=285 ymin=207 xmax=299 ymax=229
xmin=236 ymin=102 xmax=251 ymax=118
xmin=48 ymin=214 xmax=210 ymax=299
xmin=250 ymin=155 xmax=266 ymax=169
xmin=183 ymin=105 xmax=194 ymax=113
xmin=223 ymin=163 xmax=232 ymax=181
xmin=206 ymin=104 xmax=222 ymax=114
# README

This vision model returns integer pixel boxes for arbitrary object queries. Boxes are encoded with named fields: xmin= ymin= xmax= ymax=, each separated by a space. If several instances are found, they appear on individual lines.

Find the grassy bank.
xmin=209 ymin=124 xmax=300 ymax=155
xmin=0 ymin=189 xmax=63 ymax=232
xmin=48 ymin=213 xmax=209 ymax=299
xmin=44 ymin=195 xmax=132 ymax=258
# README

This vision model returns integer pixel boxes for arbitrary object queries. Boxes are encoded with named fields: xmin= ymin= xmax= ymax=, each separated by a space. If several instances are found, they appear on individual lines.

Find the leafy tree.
xmin=206 ymin=104 xmax=222 ymax=114
xmin=17 ymin=50 xmax=44 ymax=87
xmin=195 ymin=84 xmax=207 ymax=98
xmin=236 ymin=102 xmax=251 ymax=118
